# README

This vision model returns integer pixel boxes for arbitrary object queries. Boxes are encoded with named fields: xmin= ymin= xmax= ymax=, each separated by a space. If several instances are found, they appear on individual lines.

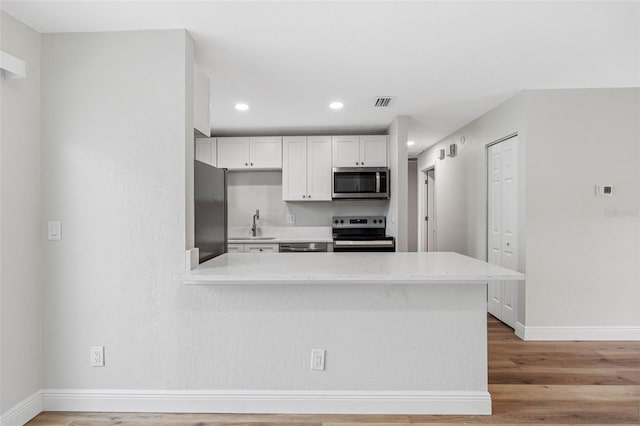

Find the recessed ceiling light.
xmin=407 ymin=141 xmax=415 ymax=146
xmin=329 ymin=101 xmax=344 ymax=110
xmin=235 ymin=103 xmax=249 ymax=111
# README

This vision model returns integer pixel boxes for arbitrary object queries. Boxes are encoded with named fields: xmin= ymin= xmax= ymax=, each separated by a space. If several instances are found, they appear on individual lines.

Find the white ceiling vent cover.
xmin=374 ymin=97 xmax=394 ymax=107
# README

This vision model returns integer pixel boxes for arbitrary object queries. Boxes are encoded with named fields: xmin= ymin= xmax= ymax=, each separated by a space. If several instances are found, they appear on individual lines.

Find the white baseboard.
xmin=42 ymin=389 xmax=491 ymax=415
xmin=521 ymin=325 xmax=640 ymax=341
xmin=0 ymin=390 xmax=42 ymax=426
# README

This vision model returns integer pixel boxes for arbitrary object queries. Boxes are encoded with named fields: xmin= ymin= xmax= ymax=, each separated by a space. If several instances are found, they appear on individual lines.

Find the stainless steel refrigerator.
xmin=194 ymin=160 xmax=227 ymax=263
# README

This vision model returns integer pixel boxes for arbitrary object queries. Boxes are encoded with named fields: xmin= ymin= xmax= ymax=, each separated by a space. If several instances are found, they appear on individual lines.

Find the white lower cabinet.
xmin=228 ymin=243 xmax=279 ymax=253
xmin=245 ymin=243 xmax=278 ymax=253
xmin=282 ymin=136 xmax=332 ymax=201
xmin=227 ymin=243 xmax=245 ymax=253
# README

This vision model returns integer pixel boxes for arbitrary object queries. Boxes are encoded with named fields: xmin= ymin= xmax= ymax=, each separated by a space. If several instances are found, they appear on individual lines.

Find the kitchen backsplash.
xmin=227 ymin=171 xmax=388 ymax=227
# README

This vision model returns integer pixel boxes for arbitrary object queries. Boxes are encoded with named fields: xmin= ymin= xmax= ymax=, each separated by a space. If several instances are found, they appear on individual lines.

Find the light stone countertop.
xmin=176 ymin=251 xmax=525 ymax=285
xmin=227 ymin=226 xmax=333 ymax=244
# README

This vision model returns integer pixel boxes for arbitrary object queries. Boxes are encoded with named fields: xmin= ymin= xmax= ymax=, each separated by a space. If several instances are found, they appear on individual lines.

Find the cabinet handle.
xmin=259 ymin=248 xmax=263 ymax=252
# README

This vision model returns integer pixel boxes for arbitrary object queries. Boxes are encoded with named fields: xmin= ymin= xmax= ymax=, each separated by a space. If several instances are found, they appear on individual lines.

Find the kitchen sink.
xmin=229 ymin=237 xmax=276 ymax=241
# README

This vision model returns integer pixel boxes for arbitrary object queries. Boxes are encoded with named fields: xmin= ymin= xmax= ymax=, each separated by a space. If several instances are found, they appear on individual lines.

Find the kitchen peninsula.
xmin=175 ymin=252 xmax=524 ymax=415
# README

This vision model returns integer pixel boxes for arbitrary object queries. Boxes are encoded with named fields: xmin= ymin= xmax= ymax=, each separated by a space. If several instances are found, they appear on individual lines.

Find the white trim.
xmin=42 ymin=389 xmax=491 ymax=415
xmin=515 ymin=321 xmax=526 ymax=340
xmin=0 ymin=390 xmax=42 ymax=426
xmin=521 ymin=326 xmax=640 ymax=341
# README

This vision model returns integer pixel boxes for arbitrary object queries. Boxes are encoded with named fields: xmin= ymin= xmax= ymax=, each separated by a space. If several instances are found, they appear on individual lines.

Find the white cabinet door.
xmin=217 ymin=137 xmax=250 ymax=169
xmin=227 ymin=244 xmax=245 ymax=253
xmin=307 ymin=136 xmax=332 ymax=200
xmin=250 ymin=137 xmax=282 ymax=169
xmin=360 ymin=135 xmax=387 ymax=167
xmin=487 ymin=136 xmax=519 ymax=329
xmin=282 ymin=137 xmax=308 ymax=201
xmin=195 ymin=137 xmax=216 ymax=166
xmin=332 ymin=136 xmax=360 ymax=167
xmin=245 ymin=243 xmax=279 ymax=253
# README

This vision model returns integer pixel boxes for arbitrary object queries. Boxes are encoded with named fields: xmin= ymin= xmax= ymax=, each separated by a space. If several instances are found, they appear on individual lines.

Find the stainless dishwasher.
xmin=279 ymin=242 xmax=328 ymax=253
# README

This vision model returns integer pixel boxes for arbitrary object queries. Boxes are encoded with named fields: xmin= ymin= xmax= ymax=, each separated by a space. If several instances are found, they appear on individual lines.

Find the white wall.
xmin=227 ymin=171 xmax=388 ymax=228
xmin=524 ymin=89 xmax=640 ymax=329
xmin=387 ymin=117 xmax=409 ymax=251
xmin=40 ymin=29 xmax=193 ymax=390
xmin=417 ymin=88 xmax=640 ymax=334
xmin=0 ymin=10 xmax=43 ymax=415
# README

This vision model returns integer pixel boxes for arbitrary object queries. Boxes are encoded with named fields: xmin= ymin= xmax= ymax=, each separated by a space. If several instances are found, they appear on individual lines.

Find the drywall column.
xmin=387 ymin=116 xmax=409 ymax=251
xmin=41 ymin=29 xmax=192 ymax=391
xmin=0 ymin=10 xmax=43 ymax=419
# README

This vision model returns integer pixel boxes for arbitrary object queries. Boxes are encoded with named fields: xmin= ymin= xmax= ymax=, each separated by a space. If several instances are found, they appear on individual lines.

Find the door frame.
xmin=421 ymin=164 xmax=436 ymax=252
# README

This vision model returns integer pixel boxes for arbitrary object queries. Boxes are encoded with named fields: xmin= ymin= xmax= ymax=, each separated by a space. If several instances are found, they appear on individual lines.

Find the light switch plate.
xmin=286 ymin=214 xmax=295 ymax=224
xmin=48 ymin=221 xmax=61 ymax=240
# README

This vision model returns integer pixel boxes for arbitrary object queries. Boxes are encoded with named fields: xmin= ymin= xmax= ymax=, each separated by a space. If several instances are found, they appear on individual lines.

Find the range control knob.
xmin=340 ymin=219 xmax=344 ymax=224
xmin=373 ymin=219 xmax=377 ymax=224
xmin=334 ymin=220 xmax=339 ymax=224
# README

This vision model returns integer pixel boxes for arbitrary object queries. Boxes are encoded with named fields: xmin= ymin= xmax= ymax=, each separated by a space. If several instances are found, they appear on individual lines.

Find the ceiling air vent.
xmin=374 ymin=97 xmax=394 ymax=107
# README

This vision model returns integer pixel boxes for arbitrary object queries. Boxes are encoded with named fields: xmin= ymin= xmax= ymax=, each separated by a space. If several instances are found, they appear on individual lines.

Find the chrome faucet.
xmin=251 ymin=209 xmax=260 ymax=237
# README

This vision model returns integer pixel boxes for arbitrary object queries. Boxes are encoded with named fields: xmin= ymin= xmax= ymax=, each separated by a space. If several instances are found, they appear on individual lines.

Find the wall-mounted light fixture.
xmin=439 ymin=149 xmax=446 ymax=160
xmin=446 ymin=144 xmax=457 ymax=158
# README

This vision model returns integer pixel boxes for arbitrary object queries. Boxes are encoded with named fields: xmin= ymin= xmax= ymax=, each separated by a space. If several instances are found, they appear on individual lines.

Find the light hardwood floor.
xmin=29 ymin=316 xmax=640 ymax=425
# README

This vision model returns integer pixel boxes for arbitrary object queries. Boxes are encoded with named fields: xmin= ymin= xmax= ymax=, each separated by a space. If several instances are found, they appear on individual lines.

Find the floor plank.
xmin=28 ymin=316 xmax=640 ymax=425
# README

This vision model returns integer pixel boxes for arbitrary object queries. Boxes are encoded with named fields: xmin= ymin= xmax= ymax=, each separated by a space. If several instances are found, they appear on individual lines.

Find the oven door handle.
xmin=376 ymin=172 xmax=380 ymax=193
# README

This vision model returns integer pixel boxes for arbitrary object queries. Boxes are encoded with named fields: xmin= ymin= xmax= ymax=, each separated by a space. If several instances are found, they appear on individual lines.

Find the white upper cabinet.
xmin=217 ymin=137 xmax=282 ymax=170
xmin=195 ymin=137 xmax=216 ymax=166
xmin=249 ymin=137 xmax=283 ymax=169
xmin=359 ymin=135 xmax=388 ymax=167
xmin=193 ymin=64 xmax=210 ymax=137
xmin=332 ymin=136 xmax=360 ymax=167
xmin=282 ymin=137 xmax=308 ymax=200
xmin=306 ymin=136 xmax=332 ymax=200
xmin=282 ymin=136 xmax=331 ymax=201
xmin=217 ymin=137 xmax=250 ymax=169
xmin=332 ymin=135 xmax=387 ymax=167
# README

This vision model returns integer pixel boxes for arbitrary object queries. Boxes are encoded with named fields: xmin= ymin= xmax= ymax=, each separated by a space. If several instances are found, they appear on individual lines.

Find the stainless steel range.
xmin=332 ymin=216 xmax=396 ymax=252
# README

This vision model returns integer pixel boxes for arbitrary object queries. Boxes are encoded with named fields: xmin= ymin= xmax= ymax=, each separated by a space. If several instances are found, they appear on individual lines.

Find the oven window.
xmin=334 ymin=172 xmax=377 ymax=193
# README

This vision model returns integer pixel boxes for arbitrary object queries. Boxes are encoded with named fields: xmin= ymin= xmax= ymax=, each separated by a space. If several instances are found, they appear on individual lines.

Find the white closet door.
xmin=487 ymin=136 xmax=519 ymax=329
xmin=487 ymin=142 xmax=503 ymax=318
xmin=500 ymin=137 xmax=518 ymax=328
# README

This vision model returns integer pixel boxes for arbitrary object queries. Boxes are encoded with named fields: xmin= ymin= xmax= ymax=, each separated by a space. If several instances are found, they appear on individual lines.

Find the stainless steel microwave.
xmin=332 ymin=167 xmax=390 ymax=199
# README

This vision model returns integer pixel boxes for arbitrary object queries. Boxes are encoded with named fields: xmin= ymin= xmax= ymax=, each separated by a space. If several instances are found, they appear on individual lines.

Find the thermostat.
xmin=595 ymin=185 xmax=614 ymax=197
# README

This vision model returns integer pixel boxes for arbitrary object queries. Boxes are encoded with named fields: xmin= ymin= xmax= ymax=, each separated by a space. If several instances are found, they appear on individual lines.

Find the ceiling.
xmin=3 ymin=1 xmax=639 ymax=156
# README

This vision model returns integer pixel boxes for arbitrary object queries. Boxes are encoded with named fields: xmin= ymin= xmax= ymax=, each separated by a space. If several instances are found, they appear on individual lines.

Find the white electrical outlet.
xmin=90 ymin=346 xmax=104 ymax=367
xmin=286 ymin=214 xmax=295 ymax=224
xmin=310 ymin=349 xmax=325 ymax=370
